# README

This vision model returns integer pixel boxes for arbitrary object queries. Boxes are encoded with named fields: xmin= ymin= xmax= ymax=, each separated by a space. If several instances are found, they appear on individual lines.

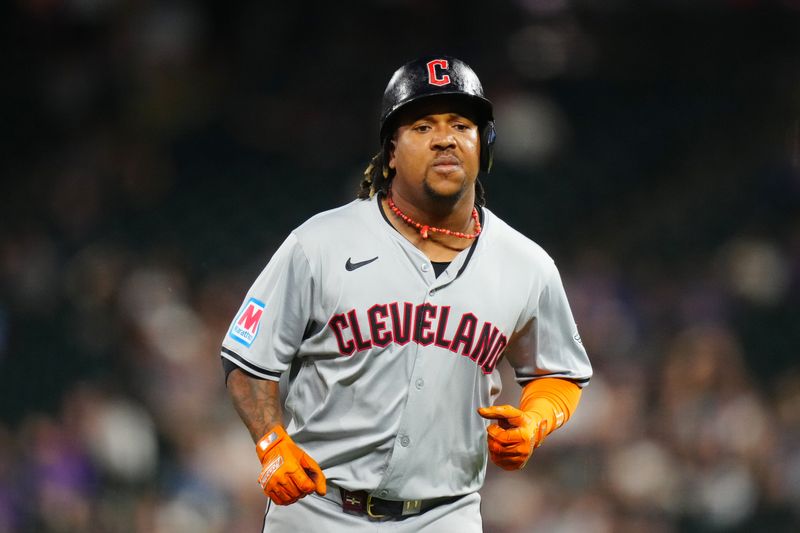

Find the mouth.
xmin=431 ymin=155 xmax=462 ymax=173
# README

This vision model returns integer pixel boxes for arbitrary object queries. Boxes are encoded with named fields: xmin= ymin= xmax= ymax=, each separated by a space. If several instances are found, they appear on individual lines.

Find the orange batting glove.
xmin=255 ymin=426 xmax=327 ymax=505
xmin=478 ymin=378 xmax=582 ymax=471
xmin=477 ymin=405 xmax=548 ymax=470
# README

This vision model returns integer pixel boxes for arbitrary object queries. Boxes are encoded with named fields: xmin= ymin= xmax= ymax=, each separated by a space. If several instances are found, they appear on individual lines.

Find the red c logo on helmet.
xmin=426 ymin=59 xmax=451 ymax=86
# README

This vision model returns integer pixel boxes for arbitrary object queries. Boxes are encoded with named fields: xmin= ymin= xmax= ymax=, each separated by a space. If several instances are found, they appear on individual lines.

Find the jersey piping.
xmin=221 ymin=346 xmax=282 ymax=381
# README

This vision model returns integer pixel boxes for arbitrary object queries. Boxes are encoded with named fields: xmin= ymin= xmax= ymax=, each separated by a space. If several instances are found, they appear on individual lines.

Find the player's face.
xmin=389 ymin=103 xmax=481 ymax=204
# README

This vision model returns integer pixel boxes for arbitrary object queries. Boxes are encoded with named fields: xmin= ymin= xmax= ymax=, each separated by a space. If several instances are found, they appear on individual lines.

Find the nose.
xmin=430 ymin=126 xmax=456 ymax=151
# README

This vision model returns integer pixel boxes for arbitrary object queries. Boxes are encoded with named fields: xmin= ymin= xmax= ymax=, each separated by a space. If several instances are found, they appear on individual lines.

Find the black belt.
xmin=323 ymin=484 xmax=462 ymax=520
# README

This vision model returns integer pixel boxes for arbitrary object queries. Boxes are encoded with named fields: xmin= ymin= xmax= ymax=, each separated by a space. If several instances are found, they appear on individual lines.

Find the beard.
xmin=422 ymin=176 xmax=469 ymax=206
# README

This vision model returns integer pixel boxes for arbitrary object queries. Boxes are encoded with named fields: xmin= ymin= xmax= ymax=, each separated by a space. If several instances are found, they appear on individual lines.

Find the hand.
xmin=477 ymin=405 xmax=548 ymax=471
xmin=256 ymin=426 xmax=327 ymax=505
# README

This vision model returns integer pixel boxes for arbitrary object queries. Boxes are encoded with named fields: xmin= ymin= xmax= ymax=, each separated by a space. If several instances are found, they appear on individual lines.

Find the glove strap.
xmin=256 ymin=425 xmax=287 ymax=463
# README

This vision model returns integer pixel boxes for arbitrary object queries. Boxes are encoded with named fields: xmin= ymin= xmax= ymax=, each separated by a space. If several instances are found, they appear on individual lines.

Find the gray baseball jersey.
xmin=221 ymin=195 xmax=591 ymax=501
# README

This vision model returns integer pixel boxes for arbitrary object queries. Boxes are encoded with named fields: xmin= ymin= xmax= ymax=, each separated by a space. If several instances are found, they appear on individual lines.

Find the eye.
xmin=414 ymin=124 xmax=431 ymax=133
xmin=452 ymin=123 xmax=471 ymax=132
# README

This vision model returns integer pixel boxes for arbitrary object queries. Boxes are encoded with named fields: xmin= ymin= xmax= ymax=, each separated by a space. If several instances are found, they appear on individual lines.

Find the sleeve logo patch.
xmin=229 ymin=298 xmax=266 ymax=347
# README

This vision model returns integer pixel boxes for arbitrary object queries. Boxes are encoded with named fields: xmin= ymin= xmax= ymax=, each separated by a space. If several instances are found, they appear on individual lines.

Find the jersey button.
xmin=400 ymin=436 xmax=410 ymax=447
xmin=421 ymin=263 xmax=429 ymax=272
xmin=378 ymin=490 xmax=388 ymax=497
xmin=415 ymin=378 xmax=424 ymax=390
xmin=429 ymin=289 xmax=436 ymax=296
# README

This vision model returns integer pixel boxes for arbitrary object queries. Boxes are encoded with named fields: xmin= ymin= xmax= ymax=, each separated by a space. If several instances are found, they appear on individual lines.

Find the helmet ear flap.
xmin=480 ymin=120 xmax=496 ymax=173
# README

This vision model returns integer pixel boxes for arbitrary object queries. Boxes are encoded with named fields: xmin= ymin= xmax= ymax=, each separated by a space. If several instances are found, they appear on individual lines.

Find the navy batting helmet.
xmin=379 ymin=55 xmax=496 ymax=172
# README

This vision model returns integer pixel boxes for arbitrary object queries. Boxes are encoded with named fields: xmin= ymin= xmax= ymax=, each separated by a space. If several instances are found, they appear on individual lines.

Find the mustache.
xmin=431 ymin=154 xmax=461 ymax=165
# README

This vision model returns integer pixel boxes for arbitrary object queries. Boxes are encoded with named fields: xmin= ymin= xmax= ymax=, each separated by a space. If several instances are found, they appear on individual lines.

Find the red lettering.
xmin=426 ymin=59 xmax=450 ymax=86
xmin=413 ymin=304 xmax=437 ymax=346
xmin=481 ymin=334 xmax=508 ymax=374
xmin=347 ymin=309 xmax=372 ymax=352
xmin=471 ymin=323 xmax=500 ymax=364
xmin=328 ymin=314 xmax=355 ymax=355
xmin=237 ymin=305 xmax=263 ymax=333
xmin=389 ymin=302 xmax=414 ymax=345
xmin=449 ymin=313 xmax=478 ymax=356
xmin=434 ymin=306 xmax=453 ymax=349
xmin=331 ymin=303 xmax=505 ymax=372
xmin=368 ymin=304 xmax=392 ymax=347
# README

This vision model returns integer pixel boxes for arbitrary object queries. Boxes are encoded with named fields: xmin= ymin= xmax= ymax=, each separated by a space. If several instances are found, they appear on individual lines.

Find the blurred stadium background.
xmin=2 ymin=1 xmax=800 ymax=531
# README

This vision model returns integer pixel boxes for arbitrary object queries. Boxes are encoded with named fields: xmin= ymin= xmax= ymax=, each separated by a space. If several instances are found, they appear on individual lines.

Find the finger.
xmin=492 ymin=449 xmax=529 ymax=464
xmin=477 ymin=405 xmax=522 ymax=421
xmin=300 ymin=453 xmax=327 ymax=495
xmin=480 ymin=407 xmax=528 ymax=429
xmin=487 ymin=451 xmax=526 ymax=471
xmin=490 ymin=452 xmax=526 ymax=464
xmin=488 ymin=438 xmax=530 ymax=456
xmin=274 ymin=483 xmax=304 ymax=506
xmin=287 ymin=467 xmax=316 ymax=495
xmin=487 ymin=435 xmax=523 ymax=453
xmin=276 ymin=476 xmax=303 ymax=500
xmin=269 ymin=486 xmax=292 ymax=505
xmin=487 ymin=424 xmax=526 ymax=445
xmin=489 ymin=444 xmax=530 ymax=458
xmin=489 ymin=441 xmax=534 ymax=453
xmin=487 ymin=424 xmax=519 ymax=442
xmin=273 ymin=493 xmax=299 ymax=506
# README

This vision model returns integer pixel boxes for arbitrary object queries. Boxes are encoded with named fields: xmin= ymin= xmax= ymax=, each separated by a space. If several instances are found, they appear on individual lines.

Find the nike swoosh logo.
xmin=345 ymin=256 xmax=379 ymax=271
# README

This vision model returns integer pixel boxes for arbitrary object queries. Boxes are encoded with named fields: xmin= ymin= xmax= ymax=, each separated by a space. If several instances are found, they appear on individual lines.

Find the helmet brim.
xmin=379 ymin=92 xmax=493 ymax=143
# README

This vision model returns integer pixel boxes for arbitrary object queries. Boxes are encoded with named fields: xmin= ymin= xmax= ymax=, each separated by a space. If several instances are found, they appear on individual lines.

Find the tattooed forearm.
xmin=227 ymin=369 xmax=283 ymax=443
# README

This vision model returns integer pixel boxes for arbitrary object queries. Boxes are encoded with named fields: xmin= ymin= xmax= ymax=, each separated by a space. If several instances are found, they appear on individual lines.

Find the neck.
xmin=382 ymin=187 xmax=481 ymax=254
xmin=388 ymin=184 xmax=476 ymax=231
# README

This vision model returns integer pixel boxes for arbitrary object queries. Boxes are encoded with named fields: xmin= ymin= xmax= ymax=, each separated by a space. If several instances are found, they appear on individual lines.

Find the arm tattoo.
xmin=227 ymin=369 xmax=283 ymax=443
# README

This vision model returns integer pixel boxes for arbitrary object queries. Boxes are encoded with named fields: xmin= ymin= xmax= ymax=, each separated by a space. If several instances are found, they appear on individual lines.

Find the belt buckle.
xmin=366 ymin=494 xmax=386 ymax=519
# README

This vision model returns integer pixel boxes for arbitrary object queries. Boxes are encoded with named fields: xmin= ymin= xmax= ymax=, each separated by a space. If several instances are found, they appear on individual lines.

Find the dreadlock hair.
xmin=357 ymin=140 xmax=395 ymax=200
xmin=356 ymin=139 xmax=488 ymax=206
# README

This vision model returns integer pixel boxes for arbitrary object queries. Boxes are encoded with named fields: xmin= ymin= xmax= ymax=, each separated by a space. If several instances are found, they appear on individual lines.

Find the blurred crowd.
xmin=2 ymin=1 xmax=800 ymax=532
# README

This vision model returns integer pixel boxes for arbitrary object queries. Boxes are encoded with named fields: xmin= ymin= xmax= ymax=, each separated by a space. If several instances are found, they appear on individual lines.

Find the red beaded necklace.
xmin=386 ymin=193 xmax=482 ymax=240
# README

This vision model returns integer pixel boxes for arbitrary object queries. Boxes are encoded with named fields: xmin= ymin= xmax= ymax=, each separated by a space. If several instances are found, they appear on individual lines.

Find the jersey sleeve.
xmin=504 ymin=261 xmax=593 ymax=387
xmin=220 ymin=233 xmax=312 ymax=381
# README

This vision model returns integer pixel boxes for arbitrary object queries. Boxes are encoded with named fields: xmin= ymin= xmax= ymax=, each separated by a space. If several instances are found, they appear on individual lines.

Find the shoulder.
xmin=481 ymin=207 xmax=557 ymax=275
xmin=295 ymin=199 xmax=370 ymax=233
xmin=289 ymin=198 xmax=377 ymax=253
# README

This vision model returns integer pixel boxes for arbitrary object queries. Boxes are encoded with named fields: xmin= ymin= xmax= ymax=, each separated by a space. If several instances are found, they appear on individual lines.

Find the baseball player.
xmin=221 ymin=55 xmax=592 ymax=532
